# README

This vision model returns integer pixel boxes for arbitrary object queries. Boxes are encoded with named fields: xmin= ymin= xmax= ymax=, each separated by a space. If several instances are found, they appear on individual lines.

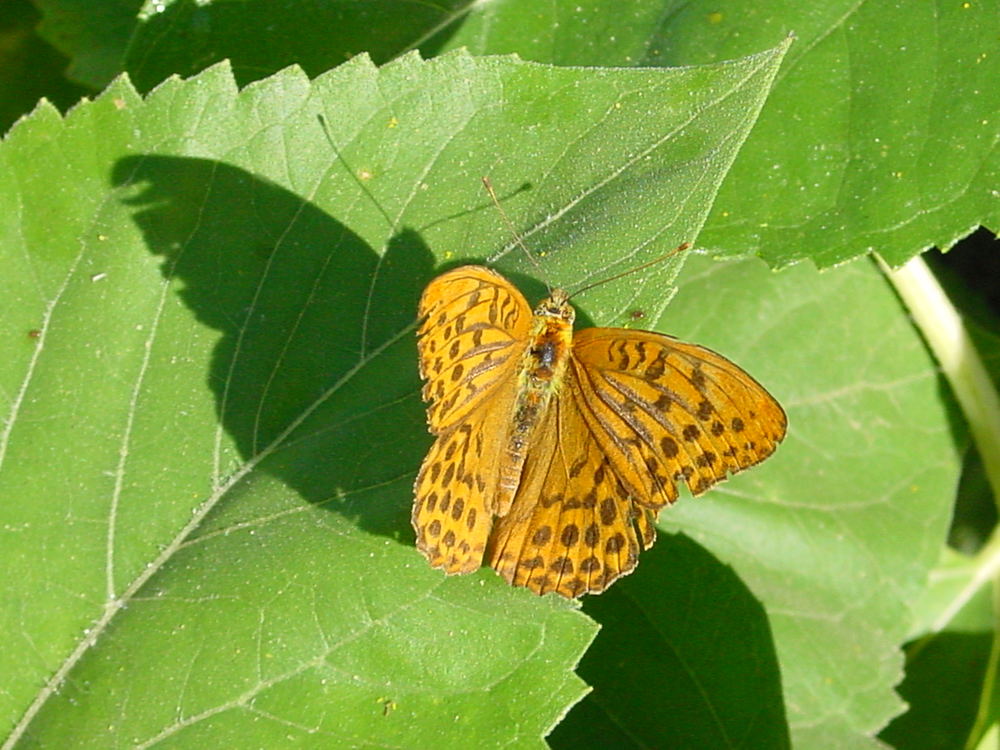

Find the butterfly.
xmin=412 ymin=264 xmax=786 ymax=598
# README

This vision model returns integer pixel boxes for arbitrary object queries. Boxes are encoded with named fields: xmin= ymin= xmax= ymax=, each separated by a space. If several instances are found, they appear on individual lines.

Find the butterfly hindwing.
xmin=486 ymin=394 xmax=655 ymax=597
xmin=413 ymin=407 xmax=509 ymax=573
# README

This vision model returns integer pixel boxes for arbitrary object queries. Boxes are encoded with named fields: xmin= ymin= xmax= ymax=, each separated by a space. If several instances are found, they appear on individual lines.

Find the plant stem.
xmin=878 ymin=253 xmax=1000 ymax=507
xmin=879 ymin=252 xmax=1000 ymax=749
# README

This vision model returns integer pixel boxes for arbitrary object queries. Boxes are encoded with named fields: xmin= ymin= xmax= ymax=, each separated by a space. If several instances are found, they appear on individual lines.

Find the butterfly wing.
xmin=414 ymin=408 xmax=516 ymax=573
xmin=416 ymin=266 xmax=533 ymax=432
xmin=486 ymin=388 xmax=657 ymax=597
xmin=413 ymin=266 xmax=533 ymax=573
xmin=570 ymin=328 xmax=787 ymax=506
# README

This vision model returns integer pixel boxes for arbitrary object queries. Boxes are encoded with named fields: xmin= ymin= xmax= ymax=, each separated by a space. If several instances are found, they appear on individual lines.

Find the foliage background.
xmin=1 ymin=1 xmax=997 ymax=748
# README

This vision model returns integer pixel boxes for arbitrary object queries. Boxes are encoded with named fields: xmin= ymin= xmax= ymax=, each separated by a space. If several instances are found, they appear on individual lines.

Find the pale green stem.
xmin=879 ymin=252 xmax=1000 ymax=749
xmin=878 ymin=253 xmax=1000 ymax=507
xmin=931 ymin=533 xmax=1000 ymax=633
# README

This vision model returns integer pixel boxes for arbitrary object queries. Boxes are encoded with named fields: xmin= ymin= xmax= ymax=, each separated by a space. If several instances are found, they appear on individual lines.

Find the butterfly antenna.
xmin=567 ymin=242 xmax=692 ymax=300
xmin=482 ymin=176 xmax=549 ymax=290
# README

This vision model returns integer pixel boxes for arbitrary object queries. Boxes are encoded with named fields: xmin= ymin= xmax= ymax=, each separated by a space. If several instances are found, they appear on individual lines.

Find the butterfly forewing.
xmin=571 ymin=329 xmax=786 ymax=502
xmin=417 ymin=266 xmax=532 ymax=432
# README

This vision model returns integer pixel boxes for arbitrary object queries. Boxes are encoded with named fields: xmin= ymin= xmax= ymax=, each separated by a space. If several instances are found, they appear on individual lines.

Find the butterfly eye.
xmin=532 ymin=294 xmax=575 ymax=322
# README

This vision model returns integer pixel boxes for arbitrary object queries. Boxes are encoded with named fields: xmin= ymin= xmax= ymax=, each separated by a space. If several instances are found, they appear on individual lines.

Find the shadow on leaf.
xmin=880 ymin=630 xmax=990 ymax=750
xmin=111 ymin=155 xmax=434 ymax=542
xmin=551 ymin=532 xmax=790 ymax=749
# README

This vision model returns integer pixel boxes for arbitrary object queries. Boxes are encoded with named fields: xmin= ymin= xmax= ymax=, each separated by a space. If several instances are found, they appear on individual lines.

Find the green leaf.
xmin=34 ymin=0 xmax=142 ymax=89
xmin=35 ymin=0 xmax=473 ymax=91
xmin=438 ymin=0 xmax=1000 ymax=268
xmin=0 ymin=46 xmax=793 ymax=746
xmin=0 ymin=0 xmax=89 ymax=134
xmin=883 ymin=535 xmax=999 ymax=750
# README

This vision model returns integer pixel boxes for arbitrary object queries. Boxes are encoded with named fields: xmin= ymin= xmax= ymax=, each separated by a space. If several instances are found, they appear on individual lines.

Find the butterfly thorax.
xmin=495 ymin=290 xmax=575 ymax=514
xmin=525 ymin=289 xmax=575 ymax=379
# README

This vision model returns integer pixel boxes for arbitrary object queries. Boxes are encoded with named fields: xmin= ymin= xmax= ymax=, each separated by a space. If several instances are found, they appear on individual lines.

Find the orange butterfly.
xmin=412 ymin=263 xmax=786 ymax=598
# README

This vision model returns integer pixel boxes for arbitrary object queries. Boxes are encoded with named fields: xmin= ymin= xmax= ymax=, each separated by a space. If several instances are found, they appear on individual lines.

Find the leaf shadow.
xmin=111 ymin=155 xmax=434 ymax=542
xmin=550 ymin=532 xmax=790 ymax=749
xmin=879 ymin=630 xmax=990 ymax=750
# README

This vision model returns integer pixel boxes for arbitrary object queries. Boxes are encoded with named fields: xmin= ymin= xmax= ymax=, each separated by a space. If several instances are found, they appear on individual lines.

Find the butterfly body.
xmin=413 ymin=266 xmax=786 ymax=597
xmin=499 ymin=293 xmax=575 ymax=510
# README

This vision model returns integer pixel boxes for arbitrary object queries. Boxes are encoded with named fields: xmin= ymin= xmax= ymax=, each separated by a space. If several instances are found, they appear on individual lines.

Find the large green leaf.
xmin=438 ymin=0 xmax=1000 ymax=268
xmin=0 ymin=46 xmax=799 ymax=746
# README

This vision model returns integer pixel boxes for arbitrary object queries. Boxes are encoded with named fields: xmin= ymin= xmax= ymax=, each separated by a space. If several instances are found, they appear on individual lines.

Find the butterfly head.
xmin=534 ymin=289 xmax=575 ymax=323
